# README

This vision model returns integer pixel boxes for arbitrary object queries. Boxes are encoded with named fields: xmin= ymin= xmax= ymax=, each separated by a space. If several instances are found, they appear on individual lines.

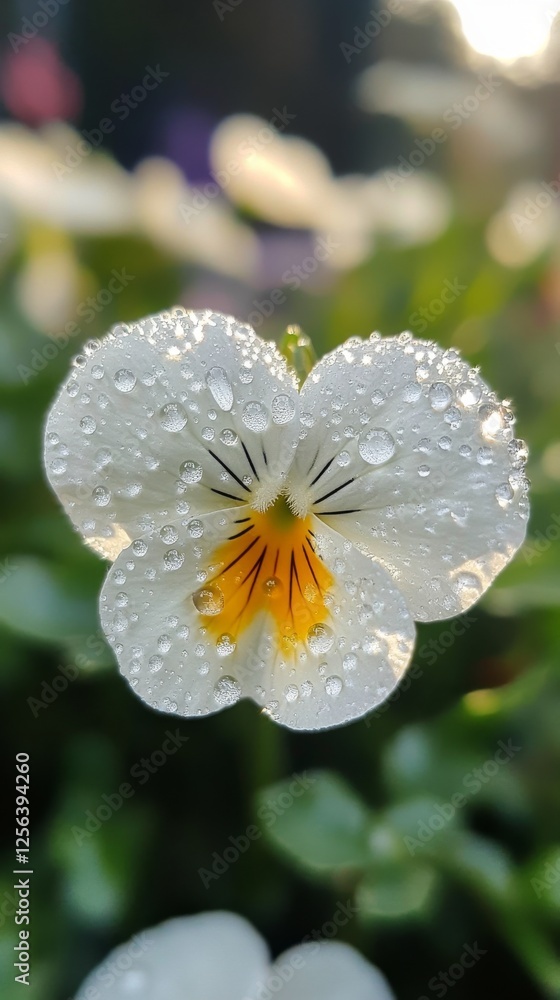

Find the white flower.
xmin=44 ymin=310 xmax=529 ymax=731
xmin=74 ymin=910 xmax=395 ymax=1000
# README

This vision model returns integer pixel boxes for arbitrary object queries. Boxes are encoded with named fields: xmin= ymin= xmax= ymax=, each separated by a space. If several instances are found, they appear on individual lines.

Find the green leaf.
xmin=357 ymin=863 xmax=439 ymax=921
xmin=257 ymin=770 xmax=371 ymax=874
xmin=0 ymin=556 xmax=97 ymax=643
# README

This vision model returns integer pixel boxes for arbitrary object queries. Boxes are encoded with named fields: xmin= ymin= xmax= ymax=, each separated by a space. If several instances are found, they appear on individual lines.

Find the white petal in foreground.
xmin=44 ymin=310 xmax=299 ymax=560
xmin=289 ymin=333 xmax=529 ymax=621
xmin=75 ymin=912 xmax=270 ymax=1000
xmin=75 ymin=911 xmax=395 ymax=1000
xmin=100 ymin=506 xmax=415 ymax=731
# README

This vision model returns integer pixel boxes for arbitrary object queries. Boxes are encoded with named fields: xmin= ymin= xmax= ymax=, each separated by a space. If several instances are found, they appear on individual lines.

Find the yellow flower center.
xmin=193 ymin=496 xmax=333 ymax=654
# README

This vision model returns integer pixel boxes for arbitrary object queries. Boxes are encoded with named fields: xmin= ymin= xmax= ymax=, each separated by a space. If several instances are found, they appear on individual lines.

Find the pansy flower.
xmin=44 ymin=310 xmax=529 ymax=730
xmin=74 ymin=910 xmax=395 ymax=1000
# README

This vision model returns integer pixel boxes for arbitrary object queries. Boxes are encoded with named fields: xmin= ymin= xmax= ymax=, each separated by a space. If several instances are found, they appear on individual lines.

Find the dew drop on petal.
xmin=50 ymin=458 xmax=67 ymax=475
xmin=403 ymin=381 xmax=422 ymax=403
xmin=307 ymin=622 xmax=335 ymax=654
xmin=477 ymin=446 xmax=493 ymax=466
xmin=285 ymin=684 xmax=299 ymax=702
xmin=206 ymin=366 xmax=233 ymax=411
xmin=418 ymin=464 xmax=431 ymax=477
xmin=508 ymin=439 xmax=528 ymax=467
xmin=358 ymin=428 xmax=395 ymax=465
xmin=214 ymin=675 xmax=241 ymax=706
xmin=429 ymin=382 xmax=453 ymax=412
xmin=271 ymin=394 xmax=296 ymax=424
xmin=114 ymin=369 xmax=136 ymax=392
xmin=495 ymin=482 xmax=514 ymax=507
xmin=187 ymin=519 xmax=204 ymax=538
xmin=216 ymin=633 xmax=236 ymax=656
xmin=219 ymin=428 xmax=238 ymax=447
xmin=438 ymin=436 xmax=452 ymax=451
xmin=80 ymin=415 xmax=97 ymax=434
xmin=193 ymin=584 xmax=224 ymax=616
xmin=457 ymin=381 xmax=481 ymax=407
xmin=92 ymin=485 xmax=111 ymax=507
xmin=163 ymin=549 xmax=184 ymax=571
xmin=242 ymin=401 xmax=269 ymax=432
xmin=343 ymin=653 xmax=357 ymax=672
xmin=325 ymin=675 xmax=343 ymax=697
xmin=132 ymin=539 xmax=148 ymax=556
xmin=453 ymin=572 xmax=483 ymax=598
xmin=149 ymin=655 xmax=163 ymax=673
xmin=160 ymin=524 xmax=178 ymax=544
xmin=263 ymin=576 xmax=283 ymax=599
xmin=159 ymin=402 xmax=188 ymax=432
xmin=180 ymin=460 xmax=203 ymax=483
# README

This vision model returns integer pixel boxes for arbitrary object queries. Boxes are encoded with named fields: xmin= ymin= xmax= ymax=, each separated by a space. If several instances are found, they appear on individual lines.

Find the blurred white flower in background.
xmin=211 ymin=113 xmax=451 ymax=267
xmin=133 ymin=156 xmax=259 ymax=281
xmin=485 ymin=181 xmax=560 ymax=268
xmin=0 ymin=123 xmax=134 ymax=234
xmin=75 ymin=910 xmax=396 ymax=1000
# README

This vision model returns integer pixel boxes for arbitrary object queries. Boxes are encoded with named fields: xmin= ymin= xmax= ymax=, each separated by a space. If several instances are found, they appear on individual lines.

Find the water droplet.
xmin=157 ymin=634 xmax=171 ymax=653
xmin=343 ymin=653 xmax=357 ymax=671
xmin=271 ymin=394 xmax=296 ymax=424
xmin=263 ymin=577 xmax=283 ymax=599
xmin=132 ymin=539 xmax=148 ymax=556
xmin=403 ymin=381 xmax=422 ymax=403
xmin=160 ymin=524 xmax=178 ymax=544
xmin=80 ymin=415 xmax=96 ymax=434
xmin=214 ymin=675 xmax=241 ymax=706
xmin=508 ymin=439 xmax=528 ymax=467
xmin=418 ymin=464 xmax=430 ymax=477
xmin=187 ymin=519 xmax=204 ymax=538
xmin=242 ymin=401 xmax=269 ymax=432
xmin=325 ymin=675 xmax=343 ymax=697
xmin=114 ymin=369 xmax=136 ymax=392
xmin=285 ymin=684 xmax=299 ymax=702
xmin=495 ymin=482 xmax=514 ymax=507
xmin=477 ymin=446 xmax=493 ymax=466
xmin=217 ymin=633 xmax=236 ymax=656
xmin=337 ymin=450 xmax=351 ymax=467
xmin=206 ymin=366 xmax=233 ymax=410
xmin=239 ymin=368 xmax=253 ymax=384
xmin=444 ymin=406 xmax=462 ymax=429
xmin=50 ymin=458 xmax=66 ymax=475
xmin=115 ymin=592 xmax=128 ymax=607
xmin=149 ymin=655 xmax=163 ymax=673
xmin=453 ymin=572 xmax=483 ymax=597
xmin=180 ymin=460 xmax=203 ymax=484
xmin=358 ymin=428 xmax=395 ymax=465
xmin=459 ymin=444 xmax=472 ymax=458
xmin=66 ymin=380 xmax=79 ymax=397
xmin=92 ymin=485 xmax=111 ymax=507
xmin=438 ymin=436 xmax=452 ymax=451
xmin=163 ymin=548 xmax=184 ymax=571
xmin=159 ymin=402 xmax=188 ymax=432
xmin=219 ymin=428 xmax=238 ymax=447
xmin=457 ymin=381 xmax=481 ymax=407
xmin=193 ymin=584 xmax=224 ymax=616
xmin=479 ymin=403 xmax=505 ymax=440
xmin=307 ymin=622 xmax=335 ymax=654
xmin=429 ymin=382 xmax=453 ymax=412
xmin=201 ymin=426 xmax=214 ymax=441
xmin=91 ymin=364 xmax=104 ymax=380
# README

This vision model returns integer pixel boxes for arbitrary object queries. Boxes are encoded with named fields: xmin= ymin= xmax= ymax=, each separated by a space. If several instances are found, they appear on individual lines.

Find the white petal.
xmin=44 ymin=309 xmax=299 ymax=560
xmin=75 ymin=911 xmax=270 ymax=1000
xmin=261 ymin=941 xmax=395 ymax=1000
xmin=291 ymin=333 xmax=529 ymax=621
xmin=99 ymin=508 xmax=414 ymax=731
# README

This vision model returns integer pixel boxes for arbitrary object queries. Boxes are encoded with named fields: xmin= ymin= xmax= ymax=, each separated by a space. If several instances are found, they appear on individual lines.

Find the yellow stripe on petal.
xmin=192 ymin=497 xmax=333 ymax=654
